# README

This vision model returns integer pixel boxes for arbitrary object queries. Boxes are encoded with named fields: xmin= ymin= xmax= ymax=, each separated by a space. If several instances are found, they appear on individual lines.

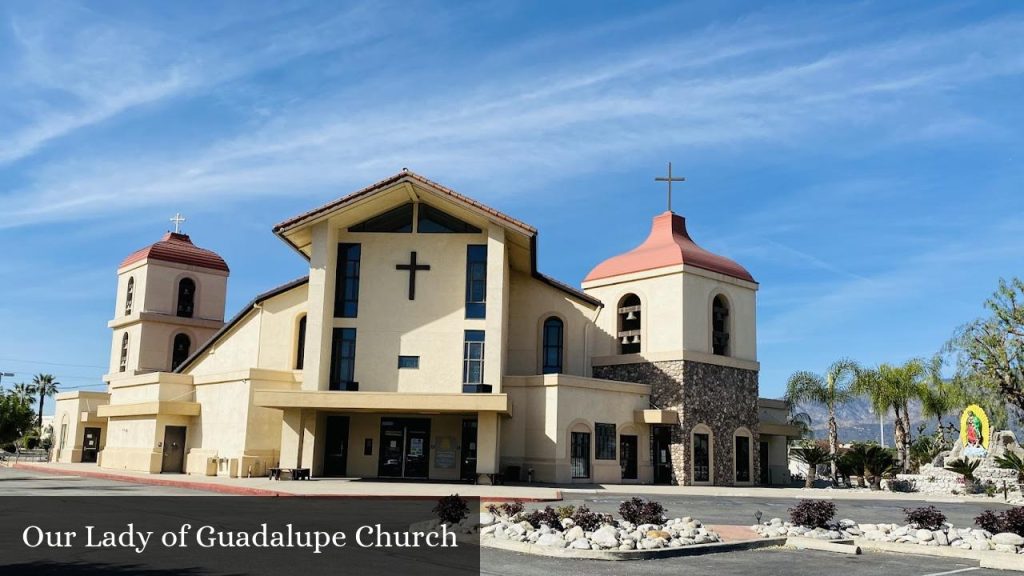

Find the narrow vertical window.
xmin=595 ymin=423 xmax=616 ymax=460
xmin=542 ymin=317 xmax=564 ymax=374
xmin=177 ymin=278 xmax=196 ymax=318
xmin=465 ymin=245 xmax=487 ymax=318
xmin=125 ymin=277 xmax=135 ymax=316
xmin=462 ymin=330 xmax=488 ymax=392
xmin=329 ymin=328 xmax=357 ymax=391
xmin=617 ymin=294 xmax=641 ymax=354
xmin=295 ymin=315 xmax=307 ymax=370
xmin=334 ymin=244 xmax=361 ymax=318
xmin=735 ymin=434 xmax=751 ymax=483
xmin=171 ymin=333 xmax=191 ymax=371
xmin=694 ymin=432 xmax=710 ymax=483
xmin=712 ymin=295 xmax=730 ymax=356
xmin=570 ymin=431 xmax=591 ymax=479
xmin=119 ymin=333 xmax=129 ymax=372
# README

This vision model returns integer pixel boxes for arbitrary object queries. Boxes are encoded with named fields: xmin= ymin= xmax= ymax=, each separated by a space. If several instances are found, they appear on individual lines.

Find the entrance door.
xmin=460 ymin=419 xmax=477 ymax=481
xmin=161 ymin=426 xmax=186 ymax=473
xmin=82 ymin=427 xmax=101 ymax=463
xmin=377 ymin=418 xmax=431 ymax=479
xmin=620 ymin=435 xmax=638 ymax=480
xmin=323 ymin=416 xmax=350 ymax=477
xmin=652 ymin=425 xmax=673 ymax=484
xmin=570 ymin=431 xmax=590 ymax=479
xmin=759 ymin=441 xmax=770 ymax=485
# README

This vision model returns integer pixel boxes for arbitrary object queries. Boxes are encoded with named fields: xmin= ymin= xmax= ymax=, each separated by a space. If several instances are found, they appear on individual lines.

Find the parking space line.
xmin=919 ymin=568 xmax=979 ymax=576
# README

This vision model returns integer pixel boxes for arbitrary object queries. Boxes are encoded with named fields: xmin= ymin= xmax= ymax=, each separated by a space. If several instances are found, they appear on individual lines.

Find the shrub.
xmin=555 ymin=505 xmax=576 ymax=520
xmin=486 ymin=500 xmax=524 ymax=519
xmin=889 ymin=479 xmax=917 ymax=493
xmin=977 ymin=507 xmax=1024 ymax=537
xmin=789 ymin=499 xmax=836 ymax=529
xmin=903 ymin=506 xmax=946 ymax=530
xmin=945 ymin=458 xmax=980 ymax=483
xmin=976 ymin=510 xmax=1003 ymax=534
xmin=995 ymin=451 xmax=1024 ymax=483
xmin=434 ymin=494 xmax=469 ymax=525
xmin=571 ymin=505 xmax=613 ymax=531
xmin=618 ymin=497 xmax=666 ymax=525
xmin=522 ymin=506 xmax=561 ymax=529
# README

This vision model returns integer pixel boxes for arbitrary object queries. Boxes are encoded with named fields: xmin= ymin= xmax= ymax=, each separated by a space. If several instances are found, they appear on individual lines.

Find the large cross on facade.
xmin=396 ymin=251 xmax=431 ymax=300
xmin=170 ymin=213 xmax=186 ymax=233
xmin=655 ymin=162 xmax=686 ymax=212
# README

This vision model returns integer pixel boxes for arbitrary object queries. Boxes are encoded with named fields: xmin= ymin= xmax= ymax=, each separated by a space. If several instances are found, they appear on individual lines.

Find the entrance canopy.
xmin=253 ymin=390 xmax=510 ymax=414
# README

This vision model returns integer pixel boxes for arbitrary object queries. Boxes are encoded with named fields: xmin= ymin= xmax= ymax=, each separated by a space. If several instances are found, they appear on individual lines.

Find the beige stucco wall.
xmin=505 ymin=271 xmax=599 ymax=377
xmin=51 ymin=391 xmax=109 ymax=463
xmin=502 ymin=375 xmax=653 ymax=484
xmin=116 ymin=259 xmax=227 ymax=322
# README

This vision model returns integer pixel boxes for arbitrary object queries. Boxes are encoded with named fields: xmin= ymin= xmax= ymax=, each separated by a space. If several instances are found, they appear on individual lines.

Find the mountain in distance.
xmin=791 ymin=397 xmax=930 ymax=444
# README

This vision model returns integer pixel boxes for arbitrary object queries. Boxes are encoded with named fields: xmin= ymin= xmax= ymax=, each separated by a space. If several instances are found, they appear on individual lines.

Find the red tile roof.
xmin=119 ymin=232 xmax=229 ymax=272
xmin=584 ymin=212 xmax=754 ymax=283
xmin=272 ymin=169 xmax=537 ymax=235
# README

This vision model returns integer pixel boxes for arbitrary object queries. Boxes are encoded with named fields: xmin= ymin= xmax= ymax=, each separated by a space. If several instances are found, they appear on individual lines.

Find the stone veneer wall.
xmin=593 ymin=360 xmax=759 ymax=486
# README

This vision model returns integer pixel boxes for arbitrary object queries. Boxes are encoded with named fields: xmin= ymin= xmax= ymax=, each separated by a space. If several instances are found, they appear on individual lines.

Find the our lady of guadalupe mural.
xmin=960 ymin=404 xmax=990 ymax=458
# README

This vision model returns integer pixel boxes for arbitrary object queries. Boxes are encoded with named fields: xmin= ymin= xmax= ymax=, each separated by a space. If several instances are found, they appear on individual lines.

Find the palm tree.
xmin=862 ymin=445 xmax=897 ymax=490
xmin=788 ymin=410 xmax=814 ymax=440
xmin=918 ymin=356 xmax=966 ymax=447
xmin=994 ymin=451 xmax=1024 ymax=483
xmin=11 ymin=382 xmax=35 ymax=404
xmin=855 ymin=360 xmax=926 ymax=473
xmin=790 ymin=445 xmax=832 ymax=488
xmin=839 ymin=443 xmax=871 ymax=488
xmin=31 ymin=374 xmax=59 ymax=429
xmin=785 ymin=359 xmax=860 ymax=479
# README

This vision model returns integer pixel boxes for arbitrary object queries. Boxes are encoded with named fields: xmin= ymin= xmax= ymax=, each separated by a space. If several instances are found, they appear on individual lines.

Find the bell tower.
xmin=106 ymin=217 xmax=229 ymax=379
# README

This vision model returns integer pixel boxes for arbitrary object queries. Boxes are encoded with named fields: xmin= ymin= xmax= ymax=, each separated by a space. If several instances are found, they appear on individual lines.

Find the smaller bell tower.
xmin=106 ymin=216 xmax=229 ymax=379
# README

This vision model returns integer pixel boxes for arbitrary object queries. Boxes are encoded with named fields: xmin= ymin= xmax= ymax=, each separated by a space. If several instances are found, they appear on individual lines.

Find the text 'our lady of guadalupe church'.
xmin=53 ymin=169 xmax=800 ymax=486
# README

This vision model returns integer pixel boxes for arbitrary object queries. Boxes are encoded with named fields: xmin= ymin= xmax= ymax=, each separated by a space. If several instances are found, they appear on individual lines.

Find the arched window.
xmin=125 ymin=277 xmax=135 ymax=316
xmin=177 ymin=278 xmax=196 ymax=318
xmin=734 ymin=427 xmax=753 ymax=484
xmin=119 ymin=333 xmax=129 ymax=373
xmin=295 ymin=315 xmax=307 ymax=370
xmin=541 ymin=317 xmax=564 ymax=374
xmin=691 ymin=424 xmax=714 ymax=485
xmin=712 ymin=295 xmax=730 ymax=356
xmin=617 ymin=294 xmax=641 ymax=354
xmin=171 ymin=333 xmax=191 ymax=371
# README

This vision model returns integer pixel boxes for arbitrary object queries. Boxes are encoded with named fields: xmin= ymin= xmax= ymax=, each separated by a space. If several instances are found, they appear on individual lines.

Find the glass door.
xmin=377 ymin=418 xmax=431 ymax=479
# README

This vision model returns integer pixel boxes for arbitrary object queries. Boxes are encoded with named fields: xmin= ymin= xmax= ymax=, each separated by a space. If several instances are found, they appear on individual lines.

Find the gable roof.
xmin=273 ymin=169 xmax=536 ymax=236
xmin=174 ymin=276 xmax=309 ymax=373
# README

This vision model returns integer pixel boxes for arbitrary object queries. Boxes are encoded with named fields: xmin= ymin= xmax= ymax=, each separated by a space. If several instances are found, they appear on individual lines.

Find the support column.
xmin=300 ymin=410 xmax=321 ymax=475
xmin=484 ymin=226 xmax=507 ymax=392
xmin=476 ymin=411 xmax=500 ymax=484
xmin=303 ymin=221 xmax=339 ymax=391
xmin=279 ymin=409 xmax=303 ymax=468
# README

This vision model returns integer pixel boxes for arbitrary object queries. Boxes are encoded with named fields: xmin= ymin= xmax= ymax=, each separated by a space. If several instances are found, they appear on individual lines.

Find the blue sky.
xmin=1 ymin=1 xmax=1022 ymax=409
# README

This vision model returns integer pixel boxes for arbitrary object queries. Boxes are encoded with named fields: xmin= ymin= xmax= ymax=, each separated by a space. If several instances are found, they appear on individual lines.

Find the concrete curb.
xmin=853 ymin=538 xmax=1024 ymax=572
xmin=785 ymin=537 xmax=860 ymax=554
xmin=481 ymin=536 xmax=786 ymax=560
xmin=11 ymin=463 xmax=562 ymax=501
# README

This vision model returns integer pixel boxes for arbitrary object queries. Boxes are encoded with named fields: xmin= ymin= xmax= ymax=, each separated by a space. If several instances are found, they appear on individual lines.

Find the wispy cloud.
xmin=1 ymin=5 xmax=1022 ymax=228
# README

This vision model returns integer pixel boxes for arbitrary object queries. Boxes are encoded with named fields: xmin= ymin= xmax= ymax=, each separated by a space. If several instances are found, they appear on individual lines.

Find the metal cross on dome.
xmin=655 ymin=162 xmax=686 ymax=212
xmin=170 ymin=213 xmax=186 ymax=233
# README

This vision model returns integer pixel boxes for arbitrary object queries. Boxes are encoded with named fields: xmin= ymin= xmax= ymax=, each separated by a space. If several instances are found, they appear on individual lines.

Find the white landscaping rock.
xmin=992 ymin=533 xmax=1024 ymax=547
xmin=563 ymin=526 xmax=585 ymax=543
xmin=933 ymin=531 xmax=949 ymax=546
xmin=916 ymin=529 xmax=934 ymax=542
xmin=536 ymin=533 xmax=567 ymax=548
xmin=569 ymin=538 xmax=592 ymax=550
xmin=590 ymin=526 xmax=620 ymax=549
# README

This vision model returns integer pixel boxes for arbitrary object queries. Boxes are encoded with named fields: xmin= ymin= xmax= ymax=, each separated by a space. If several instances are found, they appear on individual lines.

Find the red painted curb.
xmin=10 ymin=463 xmax=563 ymax=501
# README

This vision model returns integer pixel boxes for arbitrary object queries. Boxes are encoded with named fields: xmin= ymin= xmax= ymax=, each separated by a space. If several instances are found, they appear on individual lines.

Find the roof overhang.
xmin=636 ymin=409 xmax=679 ymax=424
xmin=253 ymin=390 xmax=510 ymax=414
xmin=97 ymin=401 xmax=201 ymax=418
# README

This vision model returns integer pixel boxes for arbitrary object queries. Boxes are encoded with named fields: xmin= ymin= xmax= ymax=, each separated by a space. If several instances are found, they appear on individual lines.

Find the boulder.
xmin=993 ymin=533 xmax=1024 ymax=547
xmin=564 ymin=526 xmax=585 ymax=543
xmin=970 ymin=540 xmax=992 ymax=551
xmin=479 ymin=512 xmax=496 ymax=526
xmin=568 ymin=538 xmax=591 ymax=550
xmin=859 ymin=523 xmax=878 ymax=532
xmin=995 ymin=544 xmax=1019 ymax=554
xmin=590 ymin=526 xmax=619 ymax=549
xmin=481 ymin=524 xmax=499 ymax=536
xmin=916 ymin=529 xmax=934 ymax=542
xmin=536 ymin=533 xmax=567 ymax=548
xmin=933 ymin=531 xmax=949 ymax=546
xmin=560 ymin=518 xmax=575 ymax=529
xmin=647 ymin=530 xmax=671 ymax=540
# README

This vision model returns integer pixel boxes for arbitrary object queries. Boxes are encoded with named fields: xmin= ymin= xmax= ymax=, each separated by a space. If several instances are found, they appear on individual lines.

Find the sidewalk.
xmin=11 ymin=461 xmax=987 ymax=504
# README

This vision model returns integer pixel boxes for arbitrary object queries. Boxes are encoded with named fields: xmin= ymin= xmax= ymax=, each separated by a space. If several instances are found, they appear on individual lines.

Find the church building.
xmin=52 ymin=169 xmax=799 ymax=485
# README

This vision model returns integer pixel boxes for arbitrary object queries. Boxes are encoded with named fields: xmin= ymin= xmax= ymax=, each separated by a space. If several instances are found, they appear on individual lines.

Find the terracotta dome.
xmin=584 ymin=211 xmax=753 ymax=283
xmin=119 ymin=232 xmax=229 ymax=272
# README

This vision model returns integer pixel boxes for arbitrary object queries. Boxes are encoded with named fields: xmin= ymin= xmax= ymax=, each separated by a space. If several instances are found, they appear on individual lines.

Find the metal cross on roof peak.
xmin=655 ymin=162 xmax=686 ymax=212
xmin=170 ymin=213 xmax=186 ymax=234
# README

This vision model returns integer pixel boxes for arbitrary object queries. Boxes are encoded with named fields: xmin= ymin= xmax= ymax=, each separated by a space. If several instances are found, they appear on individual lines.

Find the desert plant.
xmin=789 ymin=499 xmax=836 ymax=529
xmin=976 ymin=508 xmax=1024 ymax=537
xmin=522 ymin=506 xmax=561 ymax=529
xmin=903 ymin=506 xmax=946 ymax=530
xmin=790 ymin=445 xmax=833 ymax=488
xmin=570 ymin=505 xmax=613 ymax=531
xmin=618 ymin=497 xmax=665 ymax=525
xmin=862 ymin=446 xmax=897 ymax=490
xmin=838 ymin=443 xmax=871 ymax=487
xmin=433 ymin=494 xmax=469 ymax=525
xmin=555 ymin=505 xmax=576 ymax=520
xmin=994 ymin=451 xmax=1024 ymax=483
xmin=945 ymin=458 xmax=981 ymax=483
xmin=486 ymin=499 xmax=525 ymax=519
